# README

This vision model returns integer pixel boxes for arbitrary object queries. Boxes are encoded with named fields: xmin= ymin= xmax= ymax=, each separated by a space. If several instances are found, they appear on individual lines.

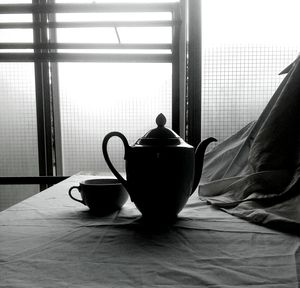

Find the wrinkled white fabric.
xmin=0 ymin=174 xmax=299 ymax=287
xmin=199 ymin=55 xmax=300 ymax=234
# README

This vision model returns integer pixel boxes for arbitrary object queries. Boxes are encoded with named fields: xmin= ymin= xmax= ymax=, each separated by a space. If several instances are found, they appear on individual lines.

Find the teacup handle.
xmin=68 ymin=186 xmax=84 ymax=204
xmin=102 ymin=131 xmax=129 ymax=191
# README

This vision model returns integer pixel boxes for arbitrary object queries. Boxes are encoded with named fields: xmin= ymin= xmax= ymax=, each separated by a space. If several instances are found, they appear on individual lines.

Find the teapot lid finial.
xmin=136 ymin=113 xmax=181 ymax=146
xmin=156 ymin=113 xmax=166 ymax=127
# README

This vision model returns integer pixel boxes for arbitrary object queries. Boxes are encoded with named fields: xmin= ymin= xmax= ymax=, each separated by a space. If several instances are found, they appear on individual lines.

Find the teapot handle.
xmin=102 ymin=132 xmax=129 ymax=191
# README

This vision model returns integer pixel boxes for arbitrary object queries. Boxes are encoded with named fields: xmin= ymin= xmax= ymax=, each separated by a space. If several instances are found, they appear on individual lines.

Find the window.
xmin=2 ymin=0 xmax=299 ymax=210
xmin=51 ymin=3 xmax=176 ymax=175
xmin=0 ymin=1 xmax=182 ymax=182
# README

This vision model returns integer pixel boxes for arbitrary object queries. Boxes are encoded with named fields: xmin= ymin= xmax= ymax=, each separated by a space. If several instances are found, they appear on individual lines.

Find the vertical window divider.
xmin=48 ymin=0 xmax=63 ymax=176
xmin=186 ymin=0 xmax=202 ymax=147
xmin=172 ymin=5 xmax=180 ymax=135
xmin=33 ymin=0 xmax=55 ymax=186
xmin=178 ymin=0 xmax=188 ymax=139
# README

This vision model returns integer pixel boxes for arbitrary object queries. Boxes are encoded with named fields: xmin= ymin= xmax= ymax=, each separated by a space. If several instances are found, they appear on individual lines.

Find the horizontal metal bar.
xmin=0 ymin=43 xmax=172 ymax=50
xmin=0 ymin=43 xmax=173 ymax=51
xmin=0 ymin=20 xmax=177 ymax=29
xmin=0 ymin=52 xmax=172 ymax=63
xmin=0 ymin=23 xmax=32 ymax=29
xmin=0 ymin=3 xmax=178 ymax=14
xmin=0 ymin=176 xmax=69 ymax=185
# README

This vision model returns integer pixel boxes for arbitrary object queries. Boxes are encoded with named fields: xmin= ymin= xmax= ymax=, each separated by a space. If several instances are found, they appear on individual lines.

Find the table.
xmin=1 ymin=173 xmax=299 ymax=287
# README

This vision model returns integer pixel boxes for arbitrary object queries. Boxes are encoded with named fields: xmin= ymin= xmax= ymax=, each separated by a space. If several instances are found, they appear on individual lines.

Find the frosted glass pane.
xmin=0 ymin=29 xmax=33 ymax=43
xmin=201 ymin=0 xmax=300 ymax=147
xmin=56 ymin=28 xmax=118 ymax=43
xmin=58 ymin=63 xmax=172 ymax=175
xmin=202 ymin=47 xmax=299 ymax=144
xmin=0 ymin=63 xmax=39 ymax=211
xmin=119 ymin=27 xmax=172 ymax=44
xmin=56 ymin=12 xmax=172 ymax=22
xmin=0 ymin=14 xmax=32 ymax=22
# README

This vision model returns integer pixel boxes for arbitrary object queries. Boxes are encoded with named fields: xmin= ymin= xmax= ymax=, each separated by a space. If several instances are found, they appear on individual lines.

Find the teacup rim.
xmin=81 ymin=178 xmax=121 ymax=186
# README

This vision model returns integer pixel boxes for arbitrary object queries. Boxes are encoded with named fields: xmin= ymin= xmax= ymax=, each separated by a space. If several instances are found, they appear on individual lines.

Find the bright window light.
xmin=202 ymin=0 xmax=300 ymax=46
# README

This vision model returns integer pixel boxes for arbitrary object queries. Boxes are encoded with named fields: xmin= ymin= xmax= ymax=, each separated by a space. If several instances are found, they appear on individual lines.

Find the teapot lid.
xmin=136 ymin=113 xmax=181 ymax=145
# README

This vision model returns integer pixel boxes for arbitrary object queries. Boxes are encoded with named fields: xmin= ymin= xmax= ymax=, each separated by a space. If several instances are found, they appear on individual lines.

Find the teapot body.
xmin=102 ymin=114 xmax=216 ymax=224
xmin=126 ymin=145 xmax=194 ymax=221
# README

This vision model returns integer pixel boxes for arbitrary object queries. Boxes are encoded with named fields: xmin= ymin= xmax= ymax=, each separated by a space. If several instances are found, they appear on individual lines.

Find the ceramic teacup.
xmin=68 ymin=178 xmax=128 ymax=215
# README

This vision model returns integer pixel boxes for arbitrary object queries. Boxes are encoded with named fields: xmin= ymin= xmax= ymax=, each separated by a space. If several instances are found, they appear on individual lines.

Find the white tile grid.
xmin=58 ymin=63 xmax=172 ymax=175
xmin=0 ymin=63 xmax=39 ymax=211
xmin=201 ymin=46 xmax=300 ymax=150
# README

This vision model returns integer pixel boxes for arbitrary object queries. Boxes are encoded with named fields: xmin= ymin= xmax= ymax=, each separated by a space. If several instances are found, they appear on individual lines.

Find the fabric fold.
xmin=199 ymin=55 xmax=300 ymax=234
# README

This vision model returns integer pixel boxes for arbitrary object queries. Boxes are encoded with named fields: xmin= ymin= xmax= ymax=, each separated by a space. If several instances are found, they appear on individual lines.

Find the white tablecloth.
xmin=0 ymin=174 xmax=299 ymax=287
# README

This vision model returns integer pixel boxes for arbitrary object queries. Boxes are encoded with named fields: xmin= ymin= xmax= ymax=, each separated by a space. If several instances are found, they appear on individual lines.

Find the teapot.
xmin=102 ymin=113 xmax=216 ymax=223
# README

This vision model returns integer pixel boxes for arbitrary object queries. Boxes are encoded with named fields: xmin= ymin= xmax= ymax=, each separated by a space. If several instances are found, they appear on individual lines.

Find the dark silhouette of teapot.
xmin=102 ymin=113 xmax=216 ymax=223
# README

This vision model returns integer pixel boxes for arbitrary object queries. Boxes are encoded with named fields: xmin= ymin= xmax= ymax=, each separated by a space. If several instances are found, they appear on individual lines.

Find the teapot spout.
xmin=192 ymin=137 xmax=217 ymax=193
